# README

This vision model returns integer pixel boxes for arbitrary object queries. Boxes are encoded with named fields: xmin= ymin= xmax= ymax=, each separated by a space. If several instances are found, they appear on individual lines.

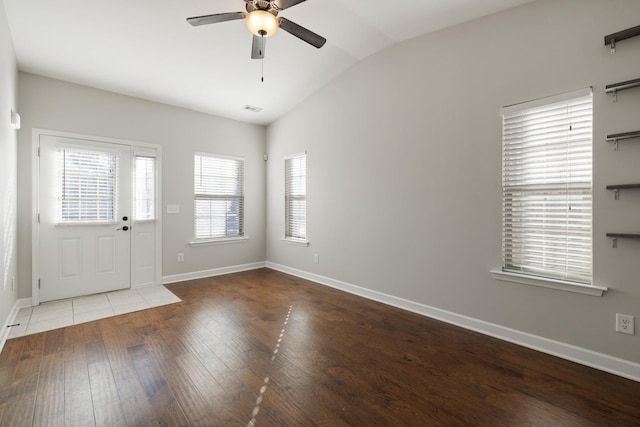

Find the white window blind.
xmin=135 ymin=156 xmax=155 ymax=221
xmin=194 ymin=153 xmax=244 ymax=239
xmin=285 ymin=153 xmax=307 ymax=240
xmin=57 ymin=148 xmax=117 ymax=223
xmin=501 ymin=89 xmax=593 ymax=284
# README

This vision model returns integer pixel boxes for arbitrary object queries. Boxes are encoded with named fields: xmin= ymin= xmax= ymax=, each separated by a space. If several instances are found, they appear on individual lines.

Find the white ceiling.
xmin=3 ymin=0 xmax=533 ymax=125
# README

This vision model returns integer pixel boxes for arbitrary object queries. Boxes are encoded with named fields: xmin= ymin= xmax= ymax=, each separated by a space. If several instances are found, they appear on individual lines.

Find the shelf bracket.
xmin=611 ymin=89 xmax=618 ymax=103
xmin=610 ymin=39 xmax=616 ymax=54
xmin=612 ymin=237 xmax=618 ymax=249
xmin=614 ymin=189 xmax=620 ymax=200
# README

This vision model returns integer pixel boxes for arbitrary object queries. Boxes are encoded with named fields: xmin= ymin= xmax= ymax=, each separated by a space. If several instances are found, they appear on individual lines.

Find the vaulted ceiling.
xmin=3 ymin=0 xmax=533 ymax=125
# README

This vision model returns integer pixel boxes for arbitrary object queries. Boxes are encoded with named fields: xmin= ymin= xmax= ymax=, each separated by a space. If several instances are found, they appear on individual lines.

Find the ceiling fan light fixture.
xmin=246 ymin=10 xmax=278 ymax=37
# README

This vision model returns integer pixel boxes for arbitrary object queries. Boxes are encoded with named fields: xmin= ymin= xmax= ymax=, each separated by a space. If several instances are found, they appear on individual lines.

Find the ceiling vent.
xmin=244 ymin=104 xmax=263 ymax=113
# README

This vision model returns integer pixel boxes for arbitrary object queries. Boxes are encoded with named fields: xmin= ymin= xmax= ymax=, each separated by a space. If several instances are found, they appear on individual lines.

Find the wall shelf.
xmin=606 ymin=184 xmax=640 ymax=190
xmin=605 ymin=78 xmax=640 ymax=102
xmin=606 ymin=183 xmax=640 ymax=200
xmin=605 ymin=78 xmax=640 ymax=92
xmin=606 ymin=130 xmax=640 ymax=142
xmin=607 ymin=233 xmax=640 ymax=248
xmin=606 ymin=130 xmax=640 ymax=150
xmin=604 ymin=25 xmax=640 ymax=54
xmin=606 ymin=233 xmax=640 ymax=238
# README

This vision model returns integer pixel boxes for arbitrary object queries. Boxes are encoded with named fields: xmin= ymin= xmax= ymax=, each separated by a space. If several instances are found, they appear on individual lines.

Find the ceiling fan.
xmin=187 ymin=0 xmax=327 ymax=59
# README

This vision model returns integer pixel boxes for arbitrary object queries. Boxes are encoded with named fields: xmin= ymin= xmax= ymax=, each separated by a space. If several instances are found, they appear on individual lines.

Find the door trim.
xmin=31 ymin=128 xmax=163 ymax=306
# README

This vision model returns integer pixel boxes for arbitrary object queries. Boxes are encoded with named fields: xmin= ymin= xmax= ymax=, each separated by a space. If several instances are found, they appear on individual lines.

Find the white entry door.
xmin=39 ymin=135 xmax=132 ymax=302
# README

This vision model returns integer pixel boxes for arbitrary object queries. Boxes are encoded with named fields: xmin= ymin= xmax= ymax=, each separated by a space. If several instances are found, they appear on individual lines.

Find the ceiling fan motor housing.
xmin=246 ymin=0 xmax=278 ymax=15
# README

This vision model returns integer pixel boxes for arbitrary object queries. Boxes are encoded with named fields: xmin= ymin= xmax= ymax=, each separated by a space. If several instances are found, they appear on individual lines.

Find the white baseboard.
xmin=0 ymin=298 xmax=32 ymax=354
xmin=265 ymin=262 xmax=640 ymax=383
xmin=162 ymin=261 xmax=266 ymax=285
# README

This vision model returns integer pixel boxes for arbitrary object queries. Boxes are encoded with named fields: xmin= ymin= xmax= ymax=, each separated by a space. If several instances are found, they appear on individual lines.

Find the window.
xmin=135 ymin=156 xmax=156 ymax=221
xmin=285 ymin=153 xmax=307 ymax=241
xmin=501 ymin=88 xmax=593 ymax=284
xmin=194 ymin=153 xmax=244 ymax=240
xmin=57 ymin=148 xmax=117 ymax=223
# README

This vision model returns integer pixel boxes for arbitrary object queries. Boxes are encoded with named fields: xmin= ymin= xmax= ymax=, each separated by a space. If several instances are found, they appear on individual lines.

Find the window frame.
xmin=493 ymin=87 xmax=606 ymax=296
xmin=283 ymin=152 xmax=308 ymax=245
xmin=191 ymin=152 xmax=246 ymax=245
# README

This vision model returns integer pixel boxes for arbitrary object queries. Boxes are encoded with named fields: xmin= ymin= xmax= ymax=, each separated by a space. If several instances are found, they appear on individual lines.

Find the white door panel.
xmin=135 ymin=231 xmax=154 ymax=268
xmin=39 ymin=135 xmax=131 ymax=302
xmin=96 ymin=235 xmax=116 ymax=274
xmin=60 ymin=238 xmax=82 ymax=278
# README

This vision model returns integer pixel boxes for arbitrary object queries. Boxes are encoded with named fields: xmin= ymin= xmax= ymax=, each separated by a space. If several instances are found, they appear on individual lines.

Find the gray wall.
xmin=17 ymin=73 xmax=267 ymax=298
xmin=266 ymin=0 xmax=640 ymax=363
xmin=0 ymin=3 xmax=18 ymax=327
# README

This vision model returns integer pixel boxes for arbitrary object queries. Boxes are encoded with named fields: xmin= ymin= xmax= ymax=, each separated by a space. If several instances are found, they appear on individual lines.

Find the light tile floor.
xmin=8 ymin=285 xmax=181 ymax=339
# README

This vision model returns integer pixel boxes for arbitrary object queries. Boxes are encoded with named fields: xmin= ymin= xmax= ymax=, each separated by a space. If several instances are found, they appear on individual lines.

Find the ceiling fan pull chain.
xmin=261 ymin=34 xmax=265 ymax=82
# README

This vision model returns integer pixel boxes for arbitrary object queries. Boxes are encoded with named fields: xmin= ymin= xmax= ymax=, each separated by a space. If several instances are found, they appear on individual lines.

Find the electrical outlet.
xmin=313 ymin=254 xmax=319 ymax=263
xmin=177 ymin=253 xmax=184 ymax=263
xmin=616 ymin=313 xmax=635 ymax=335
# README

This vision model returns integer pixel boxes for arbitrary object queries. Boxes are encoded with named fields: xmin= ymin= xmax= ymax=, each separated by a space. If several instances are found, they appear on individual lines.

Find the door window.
xmin=57 ymin=148 xmax=118 ymax=224
xmin=135 ymin=156 xmax=156 ymax=221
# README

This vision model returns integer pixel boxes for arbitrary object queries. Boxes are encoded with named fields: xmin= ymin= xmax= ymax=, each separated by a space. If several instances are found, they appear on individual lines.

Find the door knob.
xmin=122 ymin=216 xmax=128 ymax=221
xmin=117 ymin=226 xmax=129 ymax=231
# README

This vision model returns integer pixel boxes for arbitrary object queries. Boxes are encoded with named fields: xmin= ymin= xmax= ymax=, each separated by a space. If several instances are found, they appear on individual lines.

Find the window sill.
xmin=55 ymin=221 xmax=117 ymax=227
xmin=491 ymin=270 xmax=607 ymax=297
xmin=281 ymin=238 xmax=309 ymax=247
xmin=189 ymin=236 xmax=249 ymax=247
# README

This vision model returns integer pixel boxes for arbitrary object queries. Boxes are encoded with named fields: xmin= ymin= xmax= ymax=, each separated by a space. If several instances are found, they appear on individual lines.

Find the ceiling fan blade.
xmin=278 ymin=18 xmax=326 ymax=48
xmin=251 ymin=35 xmax=266 ymax=59
xmin=273 ymin=0 xmax=307 ymax=10
xmin=187 ymin=11 xmax=246 ymax=26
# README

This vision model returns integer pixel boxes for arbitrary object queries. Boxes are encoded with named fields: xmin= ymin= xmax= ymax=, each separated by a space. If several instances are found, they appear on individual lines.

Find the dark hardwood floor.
xmin=0 ymin=268 xmax=639 ymax=426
